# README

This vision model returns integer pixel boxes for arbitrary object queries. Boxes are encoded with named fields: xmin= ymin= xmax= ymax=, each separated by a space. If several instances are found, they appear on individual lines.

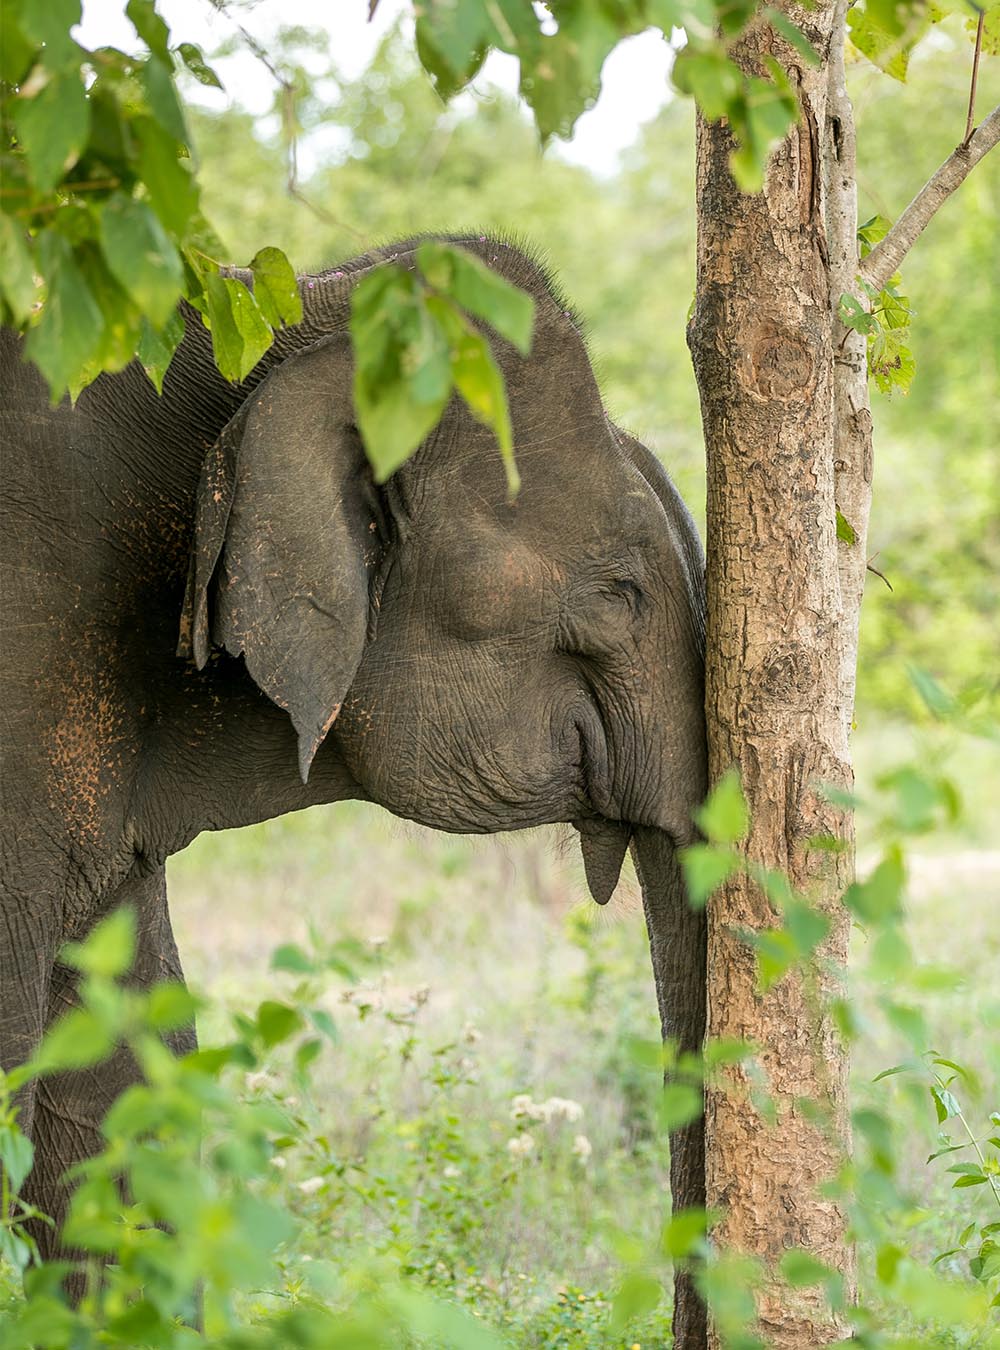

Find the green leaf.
xmin=858 ymin=214 xmax=893 ymax=255
xmin=0 ymin=1123 xmax=35 ymax=1193
xmin=847 ymin=3 xmax=916 ymax=80
xmin=295 ymin=1038 xmax=322 ymax=1075
xmin=838 ymin=292 xmax=877 ymax=336
xmin=413 ymin=3 xmax=498 ymax=101
xmin=908 ymin=667 xmax=956 ymax=720
xmin=61 ymin=907 xmax=136 ymax=978
xmin=872 ymin=1062 xmax=916 ymax=1082
xmin=696 ymin=769 xmax=749 ymax=845
xmin=32 ymin=1008 xmax=118 ymax=1075
xmin=953 ymin=1173 xmax=990 ymax=1188
xmin=437 ymin=302 xmax=519 ymax=495
xmin=308 ymin=1007 xmax=339 ymax=1042
xmin=143 ymin=49 xmax=187 ymax=142
xmin=728 ymin=68 xmax=799 ymax=193
xmin=99 ymin=193 xmax=184 ymax=328
xmin=137 ymin=309 xmax=185 ymax=394
xmin=661 ymin=1208 xmax=709 ymax=1260
xmin=271 ymin=943 xmax=315 ymax=975
xmin=763 ymin=8 xmax=821 ymax=63
xmin=835 ymin=510 xmax=857 ymax=545
xmin=350 ymin=265 xmax=452 ymax=481
xmin=135 ymin=116 xmax=200 ymax=235
xmin=974 ymin=1 xmax=1000 ymax=55
xmin=947 ymin=1162 xmax=986 ymax=1178
xmin=416 ymin=242 xmax=534 ymax=354
xmin=0 ymin=214 xmax=38 ymax=324
xmin=0 ymin=10 xmax=37 ymax=84
xmin=882 ymin=999 xmax=926 ymax=1047
xmin=672 ymin=45 xmax=743 ymax=122
xmin=126 ymin=0 xmax=171 ymax=63
xmin=249 ymin=246 xmax=303 ymax=329
xmin=177 ymin=40 xmax=223 ymax=88
xmin=843 ymin=847 xmax=905 ymax=925
xmin=13 ymin=65 xmax=90 ymax=192
xmin=680 ymin=843 xmax=738 ymax=908
xmin=610 ymin=1271 xmax=663 ymax=1333
xmin=146 ymin=981 xmax=198 ymax=1030
xmin=783 ymin=899 xmax=831 ymax=958
xmin=876 ymin=1241 xmax=905 ymax=1283
xmin=931 ymin=1084 xmax=962 ymax=1123
xmin=659 ymin=1082 xmax=703 ymax=1131
xmin=780 ymin=1249 xmax=835 ymax=1287
xmin=24 ymin=234 xmax=104 ymax=396
xmin=751 ymin=926 xmax=800 ymax=991
xmin=16 ymin=0 xmax=81 ymax=71
xmin=205 ymin=272 xmax=272 ymax=383
xmin=256 ymin=1000 xmax=303 ymax=1048
xmin=415 ymin=15 xmax=489 ymax=100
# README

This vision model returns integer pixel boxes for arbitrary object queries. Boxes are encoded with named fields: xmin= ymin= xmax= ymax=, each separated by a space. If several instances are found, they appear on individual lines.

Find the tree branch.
xmin=860 ymin=104 xmax=1000 ymax=293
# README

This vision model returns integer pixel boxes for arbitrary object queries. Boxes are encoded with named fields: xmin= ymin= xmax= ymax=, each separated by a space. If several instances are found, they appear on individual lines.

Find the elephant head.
xmin=179 ymin=245 xmax=706 ymax=884
xmin=178 ymin=239 xmax=707 ymax=1339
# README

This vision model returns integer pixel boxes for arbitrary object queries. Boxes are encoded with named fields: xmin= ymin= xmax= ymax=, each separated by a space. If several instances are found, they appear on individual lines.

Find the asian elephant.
xmin=0 ymin=236 xmax=707 ymax=1344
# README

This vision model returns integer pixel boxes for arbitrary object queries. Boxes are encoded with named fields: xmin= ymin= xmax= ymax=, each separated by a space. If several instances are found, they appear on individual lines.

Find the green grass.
xmin=158 ymin=722 xmax=1000 ymax=1344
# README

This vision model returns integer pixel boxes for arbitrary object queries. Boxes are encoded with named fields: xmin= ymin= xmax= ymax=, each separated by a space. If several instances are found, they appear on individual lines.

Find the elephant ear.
xmin=178 ymin=333 xmax=373 ymax=783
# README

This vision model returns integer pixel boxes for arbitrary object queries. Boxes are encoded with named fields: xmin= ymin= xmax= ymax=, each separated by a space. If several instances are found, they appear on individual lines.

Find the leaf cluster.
xmin=839 ymin=215 xmax=917 ymax=398
xmin=0 ymin=0 xmax=301 ymax=398
xmin=350 ymin=241 xmax=534 ymax=491
xmin=414 ymin=0 xmax=811 ymax=192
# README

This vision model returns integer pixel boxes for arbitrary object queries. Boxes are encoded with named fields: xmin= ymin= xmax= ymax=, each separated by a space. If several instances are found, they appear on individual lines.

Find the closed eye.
xmin=603 ymin=577 xmax=644 ymax=612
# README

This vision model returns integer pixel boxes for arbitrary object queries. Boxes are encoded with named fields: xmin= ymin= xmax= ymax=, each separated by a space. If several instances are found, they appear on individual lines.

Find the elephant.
xmin=0 ymin=235 xmax=707 ymax=1345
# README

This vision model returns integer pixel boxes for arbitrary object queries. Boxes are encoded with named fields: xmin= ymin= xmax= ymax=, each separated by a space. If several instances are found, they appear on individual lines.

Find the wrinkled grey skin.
xmin=0 ymin=237 xmax=707 ymax=1343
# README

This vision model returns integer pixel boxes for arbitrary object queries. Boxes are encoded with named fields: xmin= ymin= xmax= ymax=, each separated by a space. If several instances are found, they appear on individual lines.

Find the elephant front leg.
xmin=22 ymin=864 xmax=196 ymax=1297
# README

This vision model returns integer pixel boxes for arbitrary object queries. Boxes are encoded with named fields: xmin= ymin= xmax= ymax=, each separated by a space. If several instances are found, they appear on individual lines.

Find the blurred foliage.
xmin=1 ymin=675 xmax=997 ymax=1346
xmin=184 ymin=18 xmax=998 ymax=720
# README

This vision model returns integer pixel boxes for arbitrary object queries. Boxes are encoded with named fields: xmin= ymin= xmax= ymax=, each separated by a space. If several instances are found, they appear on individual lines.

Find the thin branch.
xmin=865 ymin=555 xmax=892 ymax=591
xmin=860 ymin=103 xmax=1000 ymax=293
xmin=965 ymin=10 xmax=985 ymax=144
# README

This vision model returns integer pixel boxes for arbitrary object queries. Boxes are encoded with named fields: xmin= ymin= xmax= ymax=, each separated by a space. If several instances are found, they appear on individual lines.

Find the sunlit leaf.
xmin=696 ymin=769 xmax=749 ymax=845
xmin=250 ymin=246 xmax=303 ymax=329
xmin=13 ymin=65 xmax=90 ymax=191
xmin=100 ymin=192 xmax=184 ymax=328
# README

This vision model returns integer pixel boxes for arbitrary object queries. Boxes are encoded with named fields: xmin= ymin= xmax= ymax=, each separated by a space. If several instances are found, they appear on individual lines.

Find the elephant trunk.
xmin=631 ymin=824 xmax=708 ymax=1350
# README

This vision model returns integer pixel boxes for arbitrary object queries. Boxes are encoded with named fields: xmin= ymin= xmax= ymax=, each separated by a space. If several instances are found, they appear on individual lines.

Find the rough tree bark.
xmin=688 ymin=1 xmax=867 ymax=1344
xmin=686 ymin=2 xmax=999 ymax=1344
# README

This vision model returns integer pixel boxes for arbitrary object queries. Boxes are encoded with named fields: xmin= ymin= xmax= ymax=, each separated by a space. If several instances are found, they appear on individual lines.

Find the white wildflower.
xmin=510 ymin=1093 xmax=535 ymax=1121
xmin=269 ymin=1154 xmax=287 ymax=1171
xmin=442 ymin=1164 xmax=461 ymax=1179
xmin=462 ymin=1021 xmax=482 ymax=1044
xmin=297 ymin=1175 xmax=325 ymax=1195
xmin=245 ymin=1070 xmax=275 ymax=1094
xmin=541 ymin=1096 xmax=584 ymax=1123
xmin=572 ymin=1134 xmax=593 ymax=1162
xmin=506 ymin=1133 xmax=536 ymax=1159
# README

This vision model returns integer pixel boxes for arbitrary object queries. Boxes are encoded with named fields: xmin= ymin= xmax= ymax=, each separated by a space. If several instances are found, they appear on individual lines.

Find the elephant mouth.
xmin=572 ymin=816 xmax=632 ymax=905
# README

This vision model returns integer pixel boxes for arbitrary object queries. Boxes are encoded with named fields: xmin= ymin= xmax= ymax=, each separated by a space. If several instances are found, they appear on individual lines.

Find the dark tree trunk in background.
xmin=686 ymin=2 xmax=869 ymax=1344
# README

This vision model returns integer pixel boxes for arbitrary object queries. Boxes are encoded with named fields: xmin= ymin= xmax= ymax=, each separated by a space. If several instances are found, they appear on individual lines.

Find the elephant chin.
xmin=573 ymin=818 xmax=632 ymax=905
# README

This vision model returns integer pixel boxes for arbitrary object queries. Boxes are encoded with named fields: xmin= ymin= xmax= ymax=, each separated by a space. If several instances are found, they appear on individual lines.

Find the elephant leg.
xmin=1 ymin=889 xmax=62 ymax=1178
xmin=632 ymin=826 xmax=708 ymax=1350
xmin=23 ymin=864 xmax=196 ymax=1291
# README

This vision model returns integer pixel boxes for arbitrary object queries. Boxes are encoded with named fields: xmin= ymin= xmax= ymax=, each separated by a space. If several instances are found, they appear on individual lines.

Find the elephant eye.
xmin=603 ymin=577 xmax=644 ymax=612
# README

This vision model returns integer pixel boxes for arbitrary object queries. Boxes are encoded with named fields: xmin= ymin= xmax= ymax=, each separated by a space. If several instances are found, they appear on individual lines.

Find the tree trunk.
xmin=686 ymin=2 xmax=870 ymax=1344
